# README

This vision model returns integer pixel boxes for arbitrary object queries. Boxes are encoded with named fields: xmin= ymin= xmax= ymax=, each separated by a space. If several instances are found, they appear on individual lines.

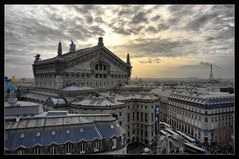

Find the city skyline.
xmin=5 ymin=5 xmax=234 ymax=79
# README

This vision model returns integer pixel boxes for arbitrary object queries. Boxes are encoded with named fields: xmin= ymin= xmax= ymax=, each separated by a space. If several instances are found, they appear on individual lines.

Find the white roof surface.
xmin=50 ymin=98 xmax=67 ymax=105
xmin=62 ymin=86 xmax=93 ymax=91
xmin=5 ymin=100 xmax=39 ymax=107
xmin=21 ymin=93 xmax=49 ymax=101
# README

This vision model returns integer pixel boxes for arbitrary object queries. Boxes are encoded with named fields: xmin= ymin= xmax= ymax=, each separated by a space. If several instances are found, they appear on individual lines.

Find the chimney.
xmin=98 ymin=37 xmax=104 ymax=46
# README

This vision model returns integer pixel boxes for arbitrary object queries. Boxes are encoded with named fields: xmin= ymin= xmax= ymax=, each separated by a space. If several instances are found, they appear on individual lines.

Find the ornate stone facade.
xmin=32 ymin=37 xmax=132 ymax=89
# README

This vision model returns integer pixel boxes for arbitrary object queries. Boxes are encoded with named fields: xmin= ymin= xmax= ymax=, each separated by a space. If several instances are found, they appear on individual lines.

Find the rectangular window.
xmin=80 ymin=143 xmax=86 ymax=153
xmin=112 ymin=139 xmax=117 ymax=149
xmin=145 ymin=131 xmax=148 ymax=137
xmin=133 ymin=112 xmax=135 ymax=121
xmin=128 ymin=113 xmax=130 ymax=122
xmin=34 ymin=148 xmax=40 ymax=154
xmin=17 ymin=149 xmax=24 ymax=155
xmin=93 ymin=141 xmax=99 ymax=150
xmin=137 ymin=112 xmax=139 ymax=121
xmin=145 ymin=113 xmax=148 ymax=123
xmin=151 ymin=113 xmax=154 ymax=122
xmin=66 ymin=144 xmax=72 ymax=154
xmin=121 ymin=136 xmax=124 ymax=146
xmin=50 ymin=146 xmax=56 ymax=155
xmin=141 ymin=113 xmax=143 ymax=122
xmin=205 ymin=117 xmax=208 ymax=122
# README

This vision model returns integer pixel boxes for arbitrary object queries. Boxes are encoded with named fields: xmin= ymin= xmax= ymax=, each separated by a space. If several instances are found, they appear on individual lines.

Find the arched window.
xmin=17 ymin=148 xmax=25 ymax=155
xmin=95 ymin=64 xmax=98 ymax=70
xmin=34 ymin=146 xmax=41 ymax=154
xmin=112 ymin=138 xmax=117 ymax=150
xmin=103 ymin=65 xmax=106 ymax=70
xmin=93 ymin=140 xmax=100 ymax=152
xmin=79 ymin=142 xmax=86 ymax=154
xmin=49 ymin=144 xmax=57 ymax=155
xmin=99 ymin=63 xmax=102 ymax=70
xmin=65 ymin=142 xmax=72 ymax=154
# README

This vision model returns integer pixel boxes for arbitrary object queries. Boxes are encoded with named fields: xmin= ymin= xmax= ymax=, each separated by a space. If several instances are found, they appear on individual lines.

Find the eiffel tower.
xmin=209 ymin=64 xmax=214 ymax=80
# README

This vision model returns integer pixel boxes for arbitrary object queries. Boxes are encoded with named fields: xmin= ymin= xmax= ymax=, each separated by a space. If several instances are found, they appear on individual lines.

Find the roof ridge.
xmin=93 ymin=123 xmax=103 ymax=139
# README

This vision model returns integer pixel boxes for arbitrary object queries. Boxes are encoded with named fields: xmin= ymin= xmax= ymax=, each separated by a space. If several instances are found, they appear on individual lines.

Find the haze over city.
xmin=5 ymin=5 xmax=234 ymax=79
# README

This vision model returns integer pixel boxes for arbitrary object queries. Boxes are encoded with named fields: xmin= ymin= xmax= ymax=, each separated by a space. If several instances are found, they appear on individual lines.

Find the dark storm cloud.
xmin=157 ymin=23 xmax=170 ymax=31
xmin=73 ymin=5 xmax=104 ymax=16
xmin=138 ymin=57 xmax=161 ymax=64
xmin=200 ymin=62 xmax=222 ymax=69
xmin=146 ymin=26 xmax=158 ymax=33
xmin=85 ymin=15 xmax=94 ymax=24
xmin=114 ymin=37 xmax=193 ymax=58
xmin=184 ymin=5 xmax=234 ymax=32
xmin=95 ymin=17 xmax=105 ymax=23
xmin=117 ymin=6 xmax=142 ymax=17
xmin=151 ymin=15 xmax=161 ymax=21
xmin=179 ymin=62 xmax=222 ymax=69
xmin=89 ymin=26 xmax=105 ymax=36
xmin=168 ymin=5 xmax=196 ymax=15
xmin=185 ymin=14 xmax=215 ymax=31
xmin=111 ymin=26 xmax=132 ymax=35
xmin=131 ymin=11 xmax=148 ymax=24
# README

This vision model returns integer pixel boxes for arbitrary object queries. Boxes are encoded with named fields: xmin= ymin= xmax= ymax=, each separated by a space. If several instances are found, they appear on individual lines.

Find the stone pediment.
xmin=65 ymin=46 xmax=129 ymax=72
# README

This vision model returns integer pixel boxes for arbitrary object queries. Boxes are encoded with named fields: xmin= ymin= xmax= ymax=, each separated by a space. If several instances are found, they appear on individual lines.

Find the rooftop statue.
xmin=69 ymin=40 xmax=76 ymax=52
xmin=34 ymin=54 xmax=41 ymax=62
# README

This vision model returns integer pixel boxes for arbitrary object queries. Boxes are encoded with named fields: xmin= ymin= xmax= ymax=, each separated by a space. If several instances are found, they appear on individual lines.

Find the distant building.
xmin=159 ymin=91 xmax=234 ymax=144
xmin=32 ymin=37 xmax=132 ymax=89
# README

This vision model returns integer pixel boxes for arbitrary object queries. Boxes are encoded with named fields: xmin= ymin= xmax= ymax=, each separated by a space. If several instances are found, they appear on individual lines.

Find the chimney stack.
xmin=98 ymin=37 xmax=104 ymax=46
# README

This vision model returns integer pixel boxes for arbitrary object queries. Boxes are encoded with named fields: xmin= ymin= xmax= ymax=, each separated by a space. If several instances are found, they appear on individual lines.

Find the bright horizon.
xmin=5 ymin=5 xmax=234 ymax=79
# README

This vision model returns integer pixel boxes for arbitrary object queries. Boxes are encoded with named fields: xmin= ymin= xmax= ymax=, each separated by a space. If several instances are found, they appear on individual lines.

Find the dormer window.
xmin=66 ymin=129 xmax=70 ymax=134
xmin=36 ymin=132 xmax=41 ymax=137
xmin=52 ymin=131 xmax=56 ymax=135
xmin=20 ymin=133 xmax=24 ymax=138
xmin=80 ymin=128 xmax=84 ymax=132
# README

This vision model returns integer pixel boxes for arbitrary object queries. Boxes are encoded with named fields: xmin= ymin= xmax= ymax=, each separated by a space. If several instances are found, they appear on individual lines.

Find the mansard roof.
xmin=34 ymin=44 xmax=129 ymax=68
xmin=5 ymin=116 xmax=124 ymax=150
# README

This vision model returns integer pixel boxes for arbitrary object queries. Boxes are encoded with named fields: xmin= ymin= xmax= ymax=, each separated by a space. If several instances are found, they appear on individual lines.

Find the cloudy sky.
xmin=5 ymin=5 xmax=234 ymax=79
